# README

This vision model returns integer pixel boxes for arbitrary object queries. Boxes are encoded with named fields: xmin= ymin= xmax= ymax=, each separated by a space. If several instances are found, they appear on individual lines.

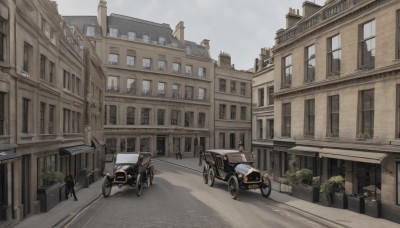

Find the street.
xmin=67 ymin=160 xmax=332 ymax=228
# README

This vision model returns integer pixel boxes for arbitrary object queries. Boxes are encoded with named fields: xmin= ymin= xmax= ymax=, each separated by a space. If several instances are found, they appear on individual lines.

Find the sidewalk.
xmin=156 ymin=157 xmax=399 ymax=228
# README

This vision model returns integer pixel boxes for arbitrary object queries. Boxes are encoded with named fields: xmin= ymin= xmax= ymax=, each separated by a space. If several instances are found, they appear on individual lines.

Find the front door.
xmin=156 ymin=136 xmax=166 ymax=156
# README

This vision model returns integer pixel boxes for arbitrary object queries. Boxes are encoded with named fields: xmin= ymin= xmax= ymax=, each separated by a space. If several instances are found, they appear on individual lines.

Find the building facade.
xmin=272 ymin=0 xmax=400 ymax=222
xmin=214 ymin=53 xmax=252 ymax=151
xmin=252 ymin=48 xmax=274 ymax=173
xmin=0 ymin=0 xmax=105 ymax=225
xmin=64 ymin=0 xmax=215 ymax=159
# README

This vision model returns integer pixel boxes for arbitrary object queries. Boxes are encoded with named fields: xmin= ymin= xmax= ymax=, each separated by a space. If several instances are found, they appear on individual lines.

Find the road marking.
xmin=82 ymin=203 xmax=105 ymax=228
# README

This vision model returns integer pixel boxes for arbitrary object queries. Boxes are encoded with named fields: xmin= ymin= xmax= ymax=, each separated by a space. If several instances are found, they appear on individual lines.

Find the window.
xmin=49 ymin=61 xmax=54 ymax=83
xmin=172 ymin=42 xmax=179 ymax=48
xmin=282 ymin=103 xmax=291 ymax=137
xmin=257 ymin=120 xmax=263 ymax=139
xmin=305 ymin=44 xmax=316 ymax=82
xmin=86 ymin=26 xmax=95 ymax=36
xmin=63 ymin=109 xmax=70 ymax=133
xmin=240 ymin=107 xmax=246 ymax=120
xmin=173 ymin=138 xmax=180 ymax=153
xmin=48 ymin=105 xmax=55 ymax=134
xmin=128 ymin=32 xmax=136 ymax=41
xmin=358 ymin=89 xmax=374 ymax=138
xmin=198 ymin=112 xmax=205 ymax=128
xmin=304 ymin=99 xmax=315 ymax=137
xmin=240 ymin=83 xmax=246 ymax=96
xmin=328 ymin=95 xmax=339 ymax=137
xmin=37 ymin=155 xmax=56 ymax=187
xmin=219 ymin=79 xmax=226 ymax=92
xmin=120 ymin=138 xmax=126 ymax=152
xmin=359 ymin=20 xmax=376 ymax=69
xmin=158 ymin=60 xmax=166 ymax=71
xmin=184 ymin=112 xmax=194 ymax=127
xmin=109 ymin=105 xmax=117 ymax=125
xmin=109 ymin=28 xmax=118 ymax=37
xmin=267 ymin=119 xmax=274 ymax=139
xmin=258 ymin=88 xmax=265 ymax=107
xmin=0 ymin=93 xmax=4 ymax=135
xmin=240 ymin=133 xmax=245 ymax=149
xmin=0 ymin=18 xmax=6 ymax=62
xmin=230 ymin=133 xmax=235 ymax=149
xmin=185 ymin=65 xmax=192 ymax=76
xmin=23 ymin=42 xmax=32 ymax=73
xmin=142 ymin=58 xmax=151 ymax=69
xmin=142 ymin=80 xmax=151 ymax=96
xmin=219 ymin=133 xmax=225 ymax=148
xmin=127 ymin=138 xmax=136 ymax=152
xmin=282 ymin=55 xmax=292 ymax=87
xmin=398 ymin=11 xmax=400 ymax=59
xmin=219 ymin=104 xmax=226 ymax=119
xmin=63 ymin=70 xmax=70 ymax=89
xmin=328 ymin=34 xmax=341 ymax=75
xmin=397 ymin=162 xmax=400 ymax=205
xmin=107 ymin=76 xmax=119 ymax=92
xmin=108 ymin=54 xmax=119 ymax=65
xmin=127 ymin=78 xmax=136 ymax=94
xmin=127 ymin=55 xmax=135 ymax=67
xmin=40 ymin=102 xmax=46 ymax=134
xmin=230 ymin=105 xmax=236 ymax=120
xmin=198 ymin=67 xmax=206 ymax=78
xmin=71 ymin=74 xmax=76 ymax=93
xmin=22 ymin=98 xmax=30 ymax=133
xmin=185 ymin=137 xmax=192 ymax=152
xmin=143 ymin=35 xmax=150 ymax=43
xmin=106 ymin=138 xmax=117 ymax=154
xmin=159 ymin=36 xmax=165 ymax=45
xmin=127 ymin=107 xmax=135 ymax=125
xmin=198 ymin=88 xmax=206 ymax=100
xmin=185 ymin=86 xmax=193 ymax=99
xmin=141 ymin=108 xmax=150 ymax=125
xmin=173 ymin=63 xmax=181 ymax=73
xmin=172 ymin=84 xmax=180 ymax=98
xmin=171 ymin=110 xmax=179 ymax=125
xmin=41 ymin=17 xmax=46 ymax=32
xmin=157 ymin=82 xmax=166 ymax=97
xmin=76 ymin=78 xmax=81 ymax=96
xmin=230 ymin=81 xmax=236 ymax=94
xmin=157 ymin=109 xmax=165 ymax=125
xmin=268 ymin=86 xmax=274 ymax=105
xmin=40 ymin=55 xmax=46 ymax=80
xmin=140 ymin=138 xmax=150 ymax=152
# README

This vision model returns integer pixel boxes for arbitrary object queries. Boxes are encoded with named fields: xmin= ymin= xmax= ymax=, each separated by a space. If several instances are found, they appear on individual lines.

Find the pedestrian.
xmin=66 ymin=174 xmax=78 ymax=201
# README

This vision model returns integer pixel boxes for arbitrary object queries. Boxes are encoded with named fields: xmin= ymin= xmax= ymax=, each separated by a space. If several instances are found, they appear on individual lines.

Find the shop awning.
xmin=59 ymin=145 xmax=94 ymax=156
xmin=319 ymin=148 xmax=388 ymax=164
xmin=288 ymin=146 xmax=321 ymax=157
xmin=0 ymin=151 xmax=20 ymax=163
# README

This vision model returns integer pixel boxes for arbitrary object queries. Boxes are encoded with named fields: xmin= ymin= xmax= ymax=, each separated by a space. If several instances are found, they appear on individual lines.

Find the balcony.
xmin=106 ymin=86 xmax=119 ymax=93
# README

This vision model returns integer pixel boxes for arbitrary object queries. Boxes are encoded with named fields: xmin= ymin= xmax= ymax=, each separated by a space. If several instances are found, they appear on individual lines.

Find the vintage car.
xmin=201 ymin=149 xmax=271 ymax=199
xmin=102 ymin=152 xmax=154 ymax=197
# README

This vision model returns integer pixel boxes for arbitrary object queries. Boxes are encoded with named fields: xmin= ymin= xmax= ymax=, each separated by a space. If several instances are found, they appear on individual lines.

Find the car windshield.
xmin=115 ymin=153 xmax=139 ymax=164
xmin=226 ymin=152 xmax=254 ymax=163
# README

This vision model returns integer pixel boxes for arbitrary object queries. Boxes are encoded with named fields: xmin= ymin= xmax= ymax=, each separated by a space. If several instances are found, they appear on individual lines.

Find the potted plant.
xmin=320 ymin=175 xmax=347 ymax=209
xmin=286 ymin=168 xmax=320 ymax=203
xmin=347 ymin=193 xmax=365 ymax=213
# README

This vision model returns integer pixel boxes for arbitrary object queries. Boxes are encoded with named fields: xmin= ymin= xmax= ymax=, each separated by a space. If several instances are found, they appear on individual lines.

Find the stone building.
xmin=63 ymin=0 xmax=215 ymax=158
xmin=272 ymin=0 xmax=400 ymax=222
xmin=214 ymin=53 xmax=252 ymax=151
xmin=0 ymin=0 xmax=105 ymax=226
xmin=252 ymin=48 xmax=274 ymax=173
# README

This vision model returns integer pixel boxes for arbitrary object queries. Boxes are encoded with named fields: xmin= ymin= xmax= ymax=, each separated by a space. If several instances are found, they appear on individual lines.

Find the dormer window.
xmin=128 ymin=32 xmax=136 ymax=40
xmin=109 ymin=28 xmax=118 ymax=37
xmin=143 ymin=35 xmax=150 ymax=43
xmin=86 ymin=26 xmax=95 ymax=36
xmin=159 ymin=37 xmax=165 ymax=45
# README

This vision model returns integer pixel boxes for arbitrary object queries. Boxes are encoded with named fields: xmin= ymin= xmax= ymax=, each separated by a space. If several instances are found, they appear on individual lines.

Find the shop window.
xmin=106 ymin=138 xmax=117 ymax=154
xmin=140 ymin=138 xmax=150 ymax=152
xmin=328 ymin=159 xmax=345 ymax=178
xmin=185 ymin=137 xmax=192 ymax=152
xmin=357 ymin=163 xmax=381 ymax=200
xmin=37 ymin=155 xmax=56 ymax=187
xmin=127 ymin=138 xmax=136 ymax=152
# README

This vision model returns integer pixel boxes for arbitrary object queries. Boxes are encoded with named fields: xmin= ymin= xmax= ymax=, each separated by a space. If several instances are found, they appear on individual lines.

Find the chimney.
xmin=97 ymin=0 xmax=107 ymax=36
xmin=302 ymin=1 xmax=322 ymax=18
xmin=201 ymin=39 xmax=210 ymax=55
xmin=173 ymin=21 xmax=185 ymax=43
xmin=286 ymin=8 xmax=302 ymax=28
xmin=254 ymin=48 xmax=271 ymax=72
xmin=218 ymin=52 xmax=231 ymax=69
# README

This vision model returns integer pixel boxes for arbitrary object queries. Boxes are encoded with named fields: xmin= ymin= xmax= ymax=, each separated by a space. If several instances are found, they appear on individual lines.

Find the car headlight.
xmin=238 ymin=174 xmax=243 ymax=179
xmin=243 ymin=176 xmax=248 ymax=182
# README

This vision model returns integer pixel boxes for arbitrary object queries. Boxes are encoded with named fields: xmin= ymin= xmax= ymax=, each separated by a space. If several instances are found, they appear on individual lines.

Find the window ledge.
xmin=20 ymin=134 xmax=33 ymax=139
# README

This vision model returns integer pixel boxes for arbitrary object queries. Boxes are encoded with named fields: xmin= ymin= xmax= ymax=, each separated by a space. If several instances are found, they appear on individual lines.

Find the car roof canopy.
xmin=116 ymin=153 xmax=139 ymax=164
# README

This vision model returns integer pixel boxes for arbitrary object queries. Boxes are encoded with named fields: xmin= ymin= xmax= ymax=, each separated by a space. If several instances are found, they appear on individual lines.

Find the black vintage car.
xmin=102 ymin=152 xmax=154 ymax=197
xmin=201 ymin=149 xmax=272 ymax=199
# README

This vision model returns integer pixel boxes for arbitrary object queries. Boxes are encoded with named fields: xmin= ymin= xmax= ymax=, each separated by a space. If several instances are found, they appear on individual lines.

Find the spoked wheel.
xmin=102 ymin=177 xmax=112 ymax=198
xmin=208 ymin=167 xmax=215 ymax=187
xmin=136 ymin=174 xmax=143 ymax=197
xmin=203 ymin=166 xmax=208 ymax=184
xmin=228 ymin=176 xmax=239 ymax=199
xmin=149 ymin=169 xmax=154 ymax=186
xmin=260 ymin=176 xmax=272 ymax=198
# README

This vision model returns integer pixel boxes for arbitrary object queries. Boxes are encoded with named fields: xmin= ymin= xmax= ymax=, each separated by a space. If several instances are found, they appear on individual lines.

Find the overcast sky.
xmin=55 ymin=0 xmax=325 ymax=70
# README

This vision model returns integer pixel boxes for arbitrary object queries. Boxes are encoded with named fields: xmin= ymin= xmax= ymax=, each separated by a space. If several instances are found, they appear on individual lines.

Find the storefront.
xmin=0 ymin=151 xmax=19 ymax=224
xmin=287 ymin=146 xmax=321 ymax=176
xmin=59 ymin=145 xmax=94 ymax=186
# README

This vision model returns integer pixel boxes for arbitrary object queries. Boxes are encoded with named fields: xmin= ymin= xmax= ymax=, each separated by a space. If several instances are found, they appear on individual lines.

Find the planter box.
xmin=364 ymin=199 xmax=381 ymax=218
xmin=319 ymin=192 xmax=331 ymax=207
xmin=292 ymin=184 xmax=319 ymax=202
xmin=347 ymin=195 xmax=364 ymax=213
xmin=59 ymin=183 xmax=67 ymax=201
xmin=37 ymin=183 xmax=61 ymax=212
xmin=332 ymin=192 xmax=347 ymax=209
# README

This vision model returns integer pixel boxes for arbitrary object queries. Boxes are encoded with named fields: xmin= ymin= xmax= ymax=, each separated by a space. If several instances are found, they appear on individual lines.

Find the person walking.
xmin=66 ymin=174 xmax=78 ymax=201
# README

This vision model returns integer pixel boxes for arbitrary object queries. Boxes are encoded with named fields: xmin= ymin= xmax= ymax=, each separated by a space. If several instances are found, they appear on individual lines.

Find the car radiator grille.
xmin=247 ymin=172 xmax=261 ymax=182
xmin=115 ymin=171 xmax=127 ymax=183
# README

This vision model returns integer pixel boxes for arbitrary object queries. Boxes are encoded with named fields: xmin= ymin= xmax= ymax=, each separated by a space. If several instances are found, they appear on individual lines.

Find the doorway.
xmin=21 ymin=155 xmax=30 ymax=218
xmin=156 ymin=136 xmax=166 ymax=156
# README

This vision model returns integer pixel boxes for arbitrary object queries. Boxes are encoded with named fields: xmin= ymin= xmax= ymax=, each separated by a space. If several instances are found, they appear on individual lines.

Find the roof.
xmin=62 ymin=16 xmax=101 ymax=36
xmin=206 ymin=149 xmax=241 ymax=155
xmin=59 ymin=145 xmax=94 ymax=156
xmin=184 ymin=40 xmax=210 ymax=58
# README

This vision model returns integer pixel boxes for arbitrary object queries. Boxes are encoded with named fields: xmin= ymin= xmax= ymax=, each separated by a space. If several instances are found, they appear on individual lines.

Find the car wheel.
xmin=228 ymin=176 xmax=239 ymax=200
xmin=208 ymin=167 xmax=215 ymax=187
xmin=260 ymin=176 xmax=272 ymax=198
xmin=102 ymin=176 xmax=112 ymax=198
xmin=149 ymin=169 xmax=154 ymax=186
xmin=203 ymin=165 xmax=208 ymax=184
xmin=136 ymin=174 xmax=143 ymax=197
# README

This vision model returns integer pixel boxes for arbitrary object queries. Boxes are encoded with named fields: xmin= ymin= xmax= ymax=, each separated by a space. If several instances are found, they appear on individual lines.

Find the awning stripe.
xmin=319 ymin=148 xmax=388 ymax=164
